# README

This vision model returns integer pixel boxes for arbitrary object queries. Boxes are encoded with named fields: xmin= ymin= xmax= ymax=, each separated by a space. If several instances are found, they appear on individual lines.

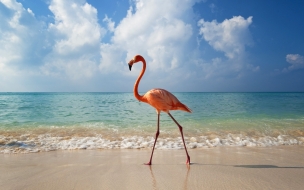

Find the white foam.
xmin=0 ymin=133 xmax=303 ymax=154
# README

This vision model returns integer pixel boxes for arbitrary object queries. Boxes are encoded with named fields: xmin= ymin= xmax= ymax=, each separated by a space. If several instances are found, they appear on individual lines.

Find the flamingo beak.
xmin=128 ymin=60 xmax=133 ymax=71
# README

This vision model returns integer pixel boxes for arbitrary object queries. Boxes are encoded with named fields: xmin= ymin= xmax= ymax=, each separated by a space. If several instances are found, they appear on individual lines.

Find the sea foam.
xmin=0 ymin=133 xmax=303 ymax=154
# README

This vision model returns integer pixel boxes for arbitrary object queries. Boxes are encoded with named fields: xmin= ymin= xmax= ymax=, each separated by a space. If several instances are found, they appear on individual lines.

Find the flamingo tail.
xmin=177 ymin=103 xmax=192 ymax=113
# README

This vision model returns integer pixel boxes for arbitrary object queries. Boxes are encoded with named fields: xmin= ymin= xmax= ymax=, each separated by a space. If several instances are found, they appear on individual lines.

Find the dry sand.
xmin=1 ymin=146 xmax=304 ymax=190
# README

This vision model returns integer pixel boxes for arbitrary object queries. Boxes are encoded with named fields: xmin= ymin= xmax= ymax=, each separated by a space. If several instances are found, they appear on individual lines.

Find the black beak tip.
xmin=128 ymin=64 xmax=132 ymax=71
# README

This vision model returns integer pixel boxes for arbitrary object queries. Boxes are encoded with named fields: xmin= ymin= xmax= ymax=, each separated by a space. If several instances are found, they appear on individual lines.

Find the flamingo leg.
xmin=168 ymin=113 xmax=190 ymax=165
xmin=145 ymin=113 xmax=160 ymax=165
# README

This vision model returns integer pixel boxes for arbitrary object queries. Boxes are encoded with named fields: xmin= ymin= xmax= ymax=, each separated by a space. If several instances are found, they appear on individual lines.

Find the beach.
xmin=1 ymin=146 xmax=304 ymax=190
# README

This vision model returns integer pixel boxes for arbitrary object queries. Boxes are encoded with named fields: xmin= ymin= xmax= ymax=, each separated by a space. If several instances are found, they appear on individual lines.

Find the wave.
xmin=1 ymin=132 xmax=303 ymax=154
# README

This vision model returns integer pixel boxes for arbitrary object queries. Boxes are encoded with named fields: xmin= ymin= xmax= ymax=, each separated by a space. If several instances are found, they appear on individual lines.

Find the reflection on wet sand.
xmin=148 ymin=164 xmax=191 ymax=190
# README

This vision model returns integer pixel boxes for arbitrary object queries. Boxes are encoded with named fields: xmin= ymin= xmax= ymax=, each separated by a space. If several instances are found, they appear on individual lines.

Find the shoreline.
xmin=1 ymin=146 xmax=304 ymax=189
xmin=1 ymin=129 xmax=304 ymax=154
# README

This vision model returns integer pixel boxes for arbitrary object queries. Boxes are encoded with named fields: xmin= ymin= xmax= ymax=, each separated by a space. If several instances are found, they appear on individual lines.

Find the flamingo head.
xmin=128 ymin=55 xmax=143 ymax=71
xmin=128 ymin=59 xmax=133 ymax=71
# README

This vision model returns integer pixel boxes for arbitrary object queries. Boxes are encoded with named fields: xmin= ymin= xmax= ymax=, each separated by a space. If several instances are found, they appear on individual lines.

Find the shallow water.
xmin=0 ymin=92 xmax=304 ymax=153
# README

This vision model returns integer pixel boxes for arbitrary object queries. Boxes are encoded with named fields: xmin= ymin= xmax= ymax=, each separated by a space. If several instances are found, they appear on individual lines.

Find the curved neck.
xmin=134 ymin=56 xmax=146 ymax=102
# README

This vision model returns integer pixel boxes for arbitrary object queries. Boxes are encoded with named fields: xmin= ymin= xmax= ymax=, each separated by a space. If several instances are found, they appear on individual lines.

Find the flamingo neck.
xmin=134 ymin=56 xmax=146 ymax=102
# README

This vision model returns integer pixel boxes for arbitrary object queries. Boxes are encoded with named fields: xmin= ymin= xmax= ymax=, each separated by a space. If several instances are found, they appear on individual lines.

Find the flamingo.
xmin=128 ymin=55 xmax=192 ymax=165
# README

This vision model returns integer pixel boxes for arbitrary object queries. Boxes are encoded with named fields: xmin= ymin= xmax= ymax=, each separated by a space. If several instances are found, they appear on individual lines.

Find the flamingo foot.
xmin=186 ymin=156 xmax=190 ymax=165
xmin=144 ymin=162 xmax=152 ymax=165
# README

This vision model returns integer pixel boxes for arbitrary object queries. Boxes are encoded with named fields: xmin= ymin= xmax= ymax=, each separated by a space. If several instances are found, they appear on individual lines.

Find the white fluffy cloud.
xmin=0 ymin=0 xmax=48 ymax=90
xmin=48 ymin=0 xmax=104 ymax=53
xmin=0 ymin=0 xmax=105 ymax=82
xmin=197 ymin=16 xmax=258 ymax=78
xmin=42 ymin=0 xmax=105 ymax=80
xmin=283 ymin=54 xmax=304 ymax=72
xmin=99 ymin=0 xmax=196 ymax=75
xmin=198 ymin=16 xmax=253 ymax=59
xmin=0 ymin=0 xmax=45 ymax=68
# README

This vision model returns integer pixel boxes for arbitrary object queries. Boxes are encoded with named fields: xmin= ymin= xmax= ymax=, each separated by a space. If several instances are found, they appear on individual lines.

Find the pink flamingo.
xmin=128 ymin=55 xmax=192 ymax=165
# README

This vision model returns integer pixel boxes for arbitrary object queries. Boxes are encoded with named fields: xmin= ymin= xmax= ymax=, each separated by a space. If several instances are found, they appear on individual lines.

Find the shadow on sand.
xmin=190 ymin=163 xmax=304 ymax=169
xmin=234 ymin=165 xmax=304 ymax=169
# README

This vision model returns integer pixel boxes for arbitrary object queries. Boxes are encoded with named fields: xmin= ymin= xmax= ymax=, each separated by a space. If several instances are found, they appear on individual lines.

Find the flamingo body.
xmin=142 ymin=88 xmax=192 ymax=114
xmin=128 ymin=55 xmax=191 ymax=165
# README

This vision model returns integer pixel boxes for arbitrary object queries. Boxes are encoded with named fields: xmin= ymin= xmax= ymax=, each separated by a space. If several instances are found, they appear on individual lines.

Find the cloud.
xmin=42 ymin=0 xmax=105 ymax=80
xmin=209 ymin=3 xmax=218 ymax=13
xmin=0 ymin=0 xmax=106 ymax=83
xmin=0 ymin=0 xmax=46 ymax=68
xmin=196 ymin=16 xmax=258 ymax=79
xmin=283 ymin=54 xmax=304 ymax=72
xmin=198 ymin=16 xmax=253 ymax=59
xmin=48 ymin=0 xmax=104 ymax=53
xmin=103 ymin=15 xmax=115 ymax=32
xmin=99 ymin=0 xmax=197 ymax=76
xmin=0 ymin=0 xmax=50 ymax=92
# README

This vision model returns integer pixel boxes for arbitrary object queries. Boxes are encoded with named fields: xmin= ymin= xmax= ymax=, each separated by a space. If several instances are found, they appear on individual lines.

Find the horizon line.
xmin=1 ymin=91 xmax=304 ymax=93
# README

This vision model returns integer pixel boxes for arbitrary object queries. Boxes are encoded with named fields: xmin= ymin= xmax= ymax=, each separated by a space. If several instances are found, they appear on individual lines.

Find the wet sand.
xmin=1 ymin=146 xmax=304 ymax=190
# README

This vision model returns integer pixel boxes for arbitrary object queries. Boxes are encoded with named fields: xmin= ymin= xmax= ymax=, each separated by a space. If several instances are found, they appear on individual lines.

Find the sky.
xmin=0 ymin=0 xmax=304 ymax=92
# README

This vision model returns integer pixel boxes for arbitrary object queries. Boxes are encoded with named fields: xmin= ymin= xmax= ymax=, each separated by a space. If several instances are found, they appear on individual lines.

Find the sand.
xmin=1 ymin=146 xmax=304 ymax=190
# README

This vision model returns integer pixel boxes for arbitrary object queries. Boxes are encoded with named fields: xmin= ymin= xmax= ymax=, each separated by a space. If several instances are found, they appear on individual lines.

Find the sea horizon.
xmin=1 ymin=91 xmax=304 ymax=93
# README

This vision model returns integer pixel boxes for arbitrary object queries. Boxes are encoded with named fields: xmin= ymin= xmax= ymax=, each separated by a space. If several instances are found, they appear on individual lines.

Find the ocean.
xmin=0 ymin=92 xmax=304 ymax=153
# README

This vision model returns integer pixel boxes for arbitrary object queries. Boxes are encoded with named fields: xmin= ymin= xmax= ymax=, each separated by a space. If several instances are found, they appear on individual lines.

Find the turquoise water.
xmin=0 ymin=92 xmax=304 ymax=153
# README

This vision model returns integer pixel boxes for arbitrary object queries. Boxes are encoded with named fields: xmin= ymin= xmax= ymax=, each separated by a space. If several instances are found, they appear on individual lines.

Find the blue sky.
xmin=0 ymin=0 xmax=303 ymax=92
